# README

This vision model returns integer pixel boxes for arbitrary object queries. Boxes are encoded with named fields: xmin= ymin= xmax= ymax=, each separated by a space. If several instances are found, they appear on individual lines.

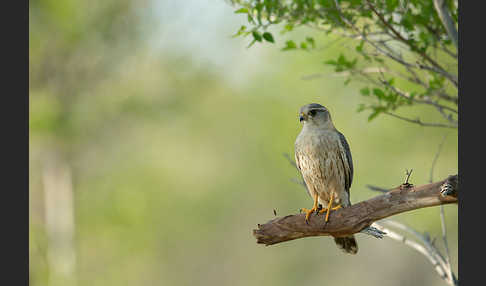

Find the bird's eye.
xmin=309 ymin=110 xmax=317 ymax=116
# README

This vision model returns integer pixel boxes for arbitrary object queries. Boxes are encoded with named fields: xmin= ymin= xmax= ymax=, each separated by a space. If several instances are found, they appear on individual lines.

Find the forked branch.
xmin=253 ymin=175 xmax=457 ymax=245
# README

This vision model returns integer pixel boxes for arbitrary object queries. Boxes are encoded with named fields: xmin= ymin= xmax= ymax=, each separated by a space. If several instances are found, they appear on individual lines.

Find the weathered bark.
xmin=253 ymin=175 xmax=458 ymax=246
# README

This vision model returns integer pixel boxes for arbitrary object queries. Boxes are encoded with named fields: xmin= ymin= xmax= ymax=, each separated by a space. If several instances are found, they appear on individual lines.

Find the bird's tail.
xmin=334 ymin=235 xmax=358 ymax=254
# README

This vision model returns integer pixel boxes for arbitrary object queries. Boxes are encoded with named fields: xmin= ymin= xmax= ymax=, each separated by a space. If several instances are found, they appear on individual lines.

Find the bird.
xmin=294 ymin=103 xmax=358 ymax=254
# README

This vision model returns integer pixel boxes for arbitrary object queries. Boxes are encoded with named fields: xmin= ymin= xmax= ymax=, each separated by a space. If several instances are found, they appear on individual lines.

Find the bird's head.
xmin=298 ymin=103 xmax=334 ymax=129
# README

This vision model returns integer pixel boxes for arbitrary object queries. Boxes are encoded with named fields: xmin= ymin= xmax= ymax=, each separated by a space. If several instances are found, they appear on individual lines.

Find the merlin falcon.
xmin=294 ymin=103 xmax=358 ymax=254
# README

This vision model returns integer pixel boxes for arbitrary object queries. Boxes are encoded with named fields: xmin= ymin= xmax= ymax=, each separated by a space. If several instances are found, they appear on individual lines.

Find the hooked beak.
xmin=299 ymin=113 xmax=305 ymax=122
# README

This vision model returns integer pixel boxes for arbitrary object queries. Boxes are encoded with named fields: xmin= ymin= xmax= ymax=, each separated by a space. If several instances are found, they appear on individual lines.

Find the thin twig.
xmin=379 ymin=78 xmax=457 ymax=114
xmin=430 ymin=134 xmax=449 ymax=183
xmin=283 ymin=153 xmax=309 ymax=195
xmin=366 ymin=185 xmax=389 ymax=193
xmin=429 ymin=134 xmax=457 ymax=285
xmin=372 ymin=221 xmax=453 ymax=284
xmin=404 ymin=169 xmax=413 ymax=185
xmin=402 ymin=65 xmax=458 ymax=105
xmin=290 ymin=178 xmax=306 ymax=187
xmin=439 ymin=205 xmax=456 ymax=284
xmin=436 ymin=106 xmax=458 ymax=125
xmin=282 ymin=153 xmax=297 ymax=170
xmin=439 ymin=41 xmax=458 ymax=59
xmin=415 ymin=62 xmax=458 ymax=87
xmin=383 ymin=112 xmax=457 ymax=129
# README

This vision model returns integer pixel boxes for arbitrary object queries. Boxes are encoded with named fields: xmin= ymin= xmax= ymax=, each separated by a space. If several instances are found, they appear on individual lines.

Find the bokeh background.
xmin=29 ymin=1 xmax=458 ymax=285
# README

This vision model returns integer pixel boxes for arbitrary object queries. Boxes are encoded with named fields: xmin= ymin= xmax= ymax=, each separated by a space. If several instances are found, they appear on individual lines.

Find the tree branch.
xmin=433 ymin=0 xmax=458 ymax=49
xmin=373 ymin=220 xmax=457 ymax=285
xmin=379 ymin=78 xmax=457 ymax=114
xmin=383 ymin=112 xmax=457 ymax=129
xmin=429 ymin=134 xmax=458 ymax=285
xmin=365 ymin=0 xmax=458 ymax=88
xmin=253 ymin=175 xmax=457 ymax=246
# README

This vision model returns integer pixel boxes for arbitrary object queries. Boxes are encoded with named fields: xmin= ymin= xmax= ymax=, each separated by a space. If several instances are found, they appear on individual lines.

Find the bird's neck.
xmin=303 ymin=122 xmax=335 ymax=132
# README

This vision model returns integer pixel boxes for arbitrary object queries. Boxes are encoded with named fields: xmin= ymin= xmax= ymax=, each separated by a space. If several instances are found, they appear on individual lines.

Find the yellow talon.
xmin=301 ymin=193 xmax=319 ymax=224
xmin=301 ymin=206 xmax=319 ymax=223
xmin=318 ymin=193 xmax=342 ymax=222
xmin=332 ymin=205 xmax=342 ymax=211
xmin=318 ymin=205 xmax=341 ymax=216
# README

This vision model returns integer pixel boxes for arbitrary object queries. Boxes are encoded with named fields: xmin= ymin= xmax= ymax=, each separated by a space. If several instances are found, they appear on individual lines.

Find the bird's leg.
xmin=318 ymin=193 xmax=342 ymax=222
xmin=300 ymin=193 xmax=319 ymax=224
xmin=318 ymin=205 xmax=341 ymax=215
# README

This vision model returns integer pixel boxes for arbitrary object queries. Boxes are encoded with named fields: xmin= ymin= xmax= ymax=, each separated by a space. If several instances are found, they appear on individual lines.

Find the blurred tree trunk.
xmin=42 ymin=153 xmax=77 ymax=286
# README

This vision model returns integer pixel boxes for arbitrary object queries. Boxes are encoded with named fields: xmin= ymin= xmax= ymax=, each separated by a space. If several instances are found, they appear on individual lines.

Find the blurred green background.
xmin=29 ymin=1 xmax=457 ymax=285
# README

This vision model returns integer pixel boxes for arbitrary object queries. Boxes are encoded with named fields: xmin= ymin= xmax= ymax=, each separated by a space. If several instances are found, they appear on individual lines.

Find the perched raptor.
xmin=294 ymin=103 xmax=358 ymax=254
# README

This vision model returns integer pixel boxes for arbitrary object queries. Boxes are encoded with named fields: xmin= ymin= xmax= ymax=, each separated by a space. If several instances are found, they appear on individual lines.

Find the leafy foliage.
xmin=230 ymin=0 xmax=458 ymax=128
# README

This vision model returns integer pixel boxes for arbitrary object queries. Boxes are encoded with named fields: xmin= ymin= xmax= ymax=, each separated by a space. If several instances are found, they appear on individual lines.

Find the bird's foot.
xmin=300 ymin=206 xmax=319 ymax=224
xmin=318 ymin=205 xmax=342 ymax=222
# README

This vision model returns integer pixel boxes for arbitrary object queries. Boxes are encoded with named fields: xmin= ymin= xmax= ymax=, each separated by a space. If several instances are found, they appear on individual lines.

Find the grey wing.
xmin=337 ymin=131 xmax=353 ymax=192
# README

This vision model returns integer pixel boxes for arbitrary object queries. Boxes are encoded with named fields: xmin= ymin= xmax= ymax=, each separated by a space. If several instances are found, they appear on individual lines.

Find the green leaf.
xmin=234 ymin=8 xmax=248 ymax=14
xmin=383 ymin=91 xmax=397 ymax=103
xmin=373 ymin=88 xmax=385 ymax=99
xmin=374 ymin=57 xmax=384 ymax=63
xmin=337 ymin=54 xmax=346 ymax=65
xmin=282 ymin=40 xmax=297 ymax=51
xmin=281 ymin=24 xmax=294 ymax=34
xmin=368 ymin=109 xmax=381 ymax=121
xmin=368 ymin=107 xmax=386 ymax=121
xmin=324 ymin=59 xmax=337 ymax=66
xmin=385 ymin=0 xmax=399 ymax=12
xmin=232 ymin=25 xmax=247 ymax=38
xmin=252 ymin=31 xmax=262 ymax=42
xmin=306 ymin=37 xmax=315 ymax=48
xmin=360 ymin=87 xmax=370 ymax=96
xmin=255 ymin=2 xmax=263 ymax=12
xmin=262 ymin=32 xmax=274 ymax=43
xmin=247 ymin=14 xmax=255 ymax=24
xmin=246 ymin=39 xmax=257 ymax=48
xmin=356 ymin=40 xmax=364 ymax=52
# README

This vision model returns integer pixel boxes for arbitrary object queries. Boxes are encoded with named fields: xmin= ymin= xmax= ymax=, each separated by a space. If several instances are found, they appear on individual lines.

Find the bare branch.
xmin=435 ymin=91 xmax=458 ymax=105
xmin=401 ymin=65 xmax=458 ymax=105
xmin=428 ymin=134 xmax=458 ymax=285
xmin=372 ymin=220 xmax=457 ymax=285
xmin=369 ymin=62 xmax=457 ymax=106
xmin=283 ymin=153 xmax=309 ymax=193
xmin=415 ymin=62 xmax=458 ymax=87
xmin=372 ymin=222 xmax=446 ymax=279
xmin=282 ymin=153 xmax=297 ymax=170
xmin=439 ymin=205 xmax=457 ymax=284
xmin=383 ymin=112 xmax=457 ymax=129
xmin=439 ymin=40 xmax=458 ymax=59
xmin=366 ymin=185 xmax=389 ymax=193
xmin=253 ymin=175 xmax=457 ymax=245
xmin=430 ymin=134 xmax=449 ymax=183
xmin=435 ymin=106 xmax=458 ymax=125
